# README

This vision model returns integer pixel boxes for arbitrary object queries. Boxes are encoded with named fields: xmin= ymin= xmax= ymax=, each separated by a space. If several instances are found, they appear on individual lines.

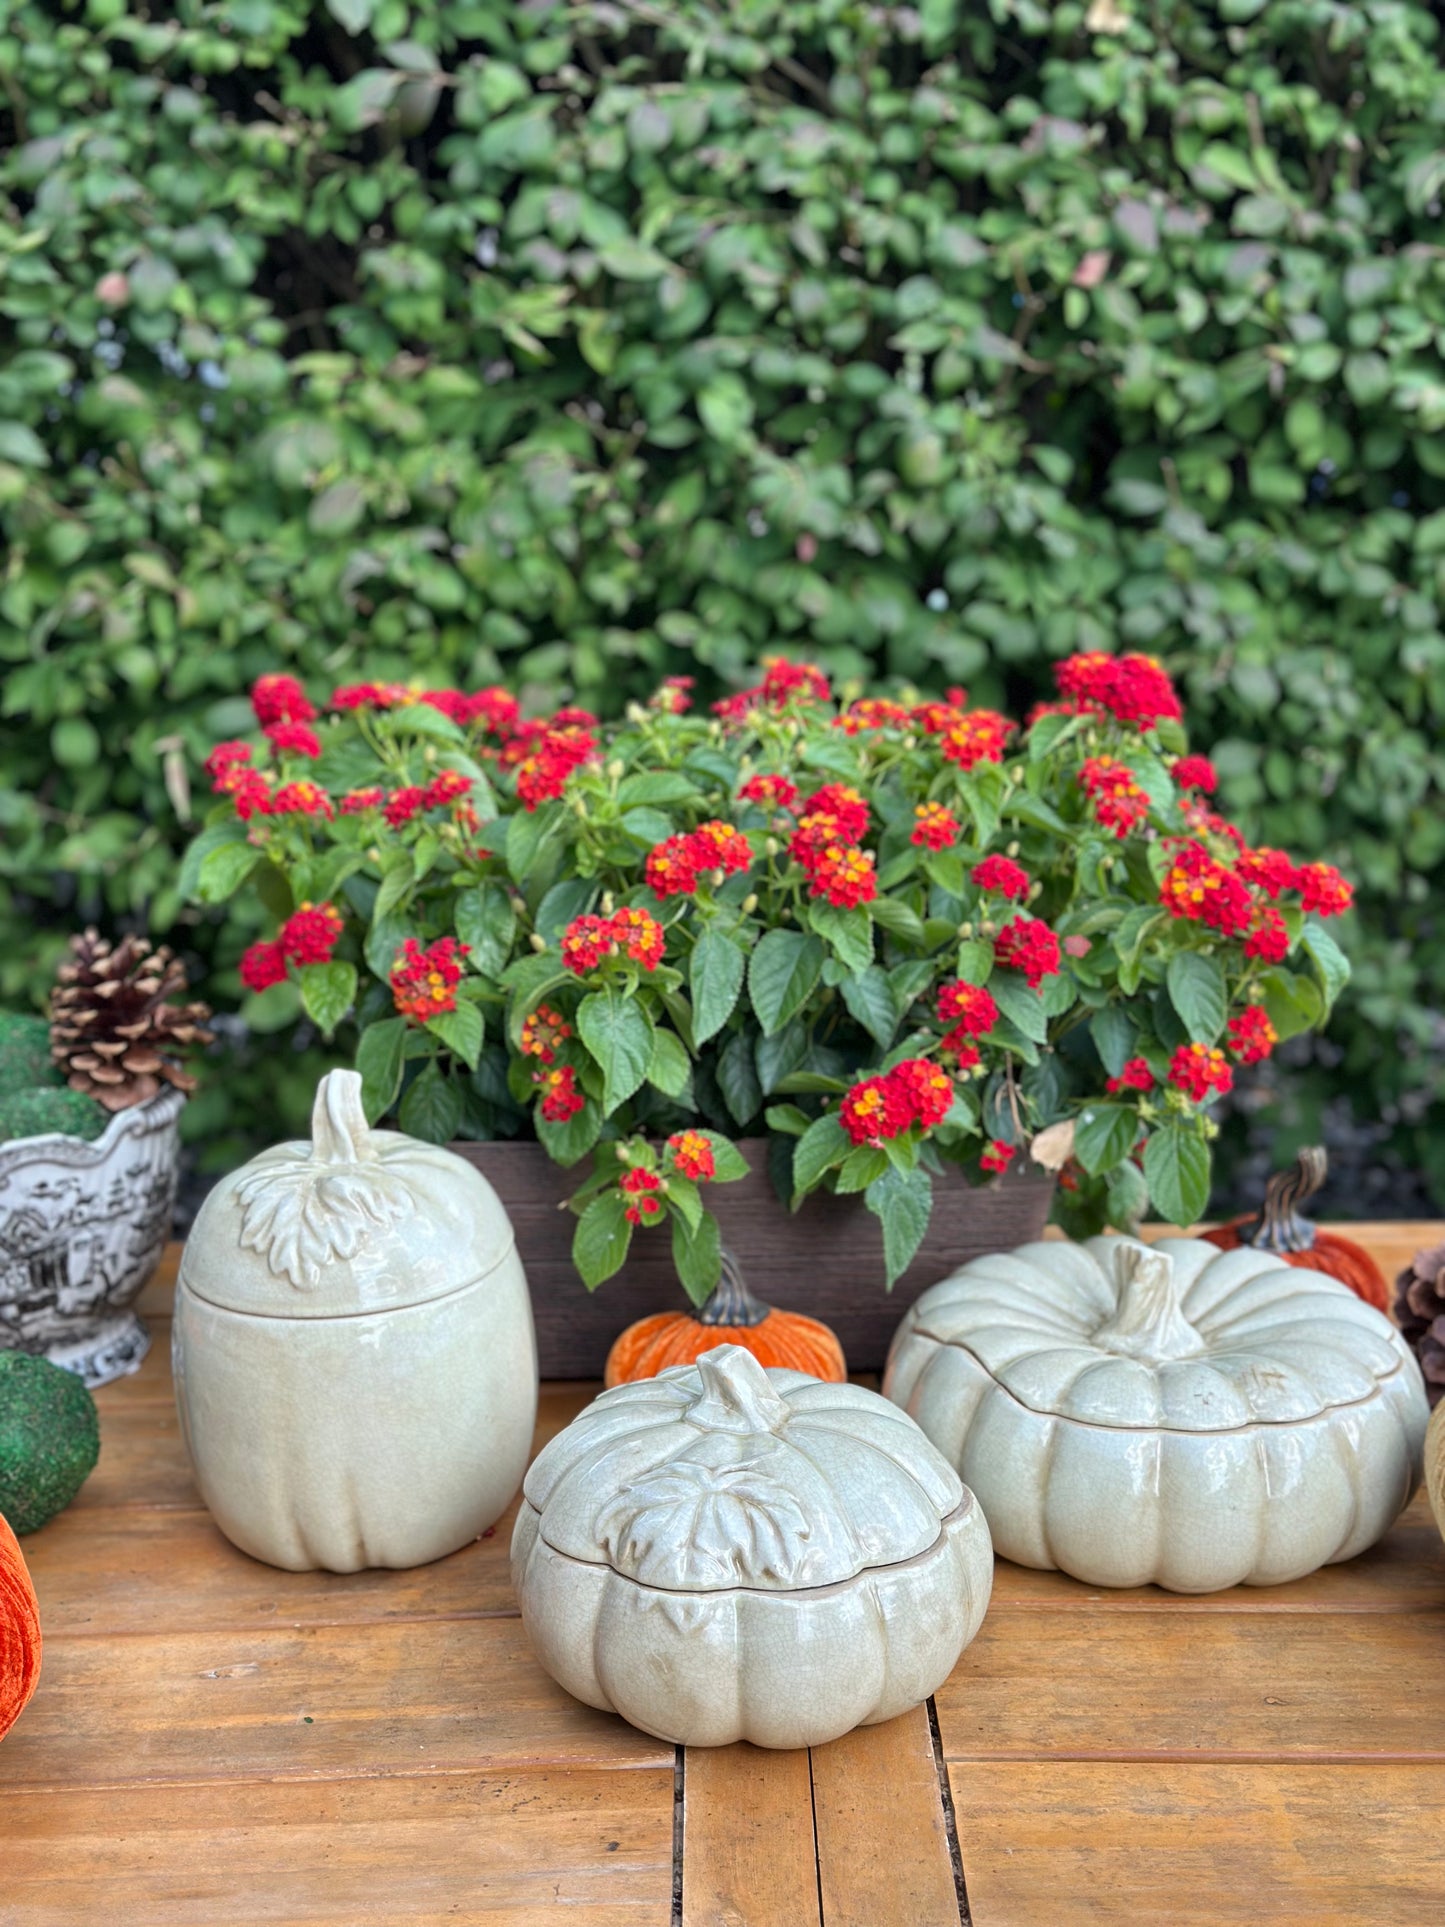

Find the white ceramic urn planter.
xmin=512 ymin=1344 xmax=993 ymax=1749
xmin=173 ymin=1070 xmax=537 ymax=1572
xmin=0 ymin=1088 xmax=182 ymax=1386
xmin=885 ymin=1236 xmax=1429 ymax=1594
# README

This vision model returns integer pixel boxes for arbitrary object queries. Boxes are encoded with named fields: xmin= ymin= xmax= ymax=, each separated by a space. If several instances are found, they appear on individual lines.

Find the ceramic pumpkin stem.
xmin=1093 ymin=1243 xmax=1207 ymax=1362
xmin=695 ymin=1249 xmax=771 ymax=1329
xmin=685 ymin=1345 xmax=793 ymax=1432
xmin=310 ymin=1070 xmax=375 ymax=1165
xmin=1243 ymin=1147 xmax=1326 ymax=1254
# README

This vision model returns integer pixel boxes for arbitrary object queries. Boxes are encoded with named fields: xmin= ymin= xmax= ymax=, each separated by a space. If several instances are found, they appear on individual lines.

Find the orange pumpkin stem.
xmin=695 ymin=1250 xmax=772 ymax=1329
xmin=1240 ymin=1147 xmax=1326 ymax=1256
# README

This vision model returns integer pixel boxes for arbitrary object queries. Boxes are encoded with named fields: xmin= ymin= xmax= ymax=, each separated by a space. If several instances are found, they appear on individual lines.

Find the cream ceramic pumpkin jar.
xmin=885 ymin=1236 xmax=1428 ymax=1594
xmin=174 ymin=1070 xmax=537 ymax=1572
xmin=513 ymin=1344 xmax=993 ymax=1748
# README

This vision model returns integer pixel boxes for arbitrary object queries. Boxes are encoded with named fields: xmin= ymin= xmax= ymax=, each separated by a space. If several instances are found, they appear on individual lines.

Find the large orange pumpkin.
xmin=1 ymin=1509 xmax=41 ymax=1742
xmin=605 ymin=1252 xmax=847 ymax=1388
xmin=1204 ymin=1146 xmax=1389 ymax=1311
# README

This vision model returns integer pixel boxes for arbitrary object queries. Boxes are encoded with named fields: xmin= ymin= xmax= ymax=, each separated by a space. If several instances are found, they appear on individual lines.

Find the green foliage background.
xmin=2 ymin=0 xmax=1444 ymax=1187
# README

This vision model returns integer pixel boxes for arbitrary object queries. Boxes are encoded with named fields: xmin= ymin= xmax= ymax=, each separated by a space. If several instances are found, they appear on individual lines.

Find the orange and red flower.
xmin=1107 ymin=1057 xmax=1153 ymax=1094
xmin=667 ymin=1130 xmax=716 ymax=1181
xmin=620 ymin=1166 xmax=666 ymax=1224
xmin=994 ymin=915 xmax=1062 ymax=987
xmin=1226 ymin=1007 xmax=1277 ymax=1064
xmin=251 ymin=674 xmax=316 ymax=727
xmin=1079 ymin=755 xmax=1149 ymax=838
xmin=1168 ymin=1042 xmax=1233 ymax=1103
xmin=911 ymin=802 xmax=960 ymax=850
xmin=1055 ymin=652 xmax=1181 ymax=728
xmin=279 ymin=902 xmax=344 ymax=966
xmin=1159 ymin=843 xmax=1253 ymax=938
xmin=971 ymin=855 xmax=1031 ymax=901
xmin=390 ymin=936 xmax=469 ymax=1023
xmin=520 ymin=1004 xmax=572 ymax=1064
xmin=536 ymin=1064 xmax=585 ymax=1123
xmin=239 ymin=940 xmax=288 ymax=992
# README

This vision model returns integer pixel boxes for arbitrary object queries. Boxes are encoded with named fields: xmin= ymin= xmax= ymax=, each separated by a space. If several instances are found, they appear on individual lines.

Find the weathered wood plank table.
xmin=3 ymin=1229 xmax=1444 ymax=1924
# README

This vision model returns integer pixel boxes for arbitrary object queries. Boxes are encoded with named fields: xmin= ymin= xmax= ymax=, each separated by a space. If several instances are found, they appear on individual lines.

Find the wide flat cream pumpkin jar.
xmin=512 ymin=1344 xmax=994 ymax=1749
xmin=174 ymin=1070 xmax=537 ymax=1572
xmin=885 ymin=1235 xmax=1428 ymax=1594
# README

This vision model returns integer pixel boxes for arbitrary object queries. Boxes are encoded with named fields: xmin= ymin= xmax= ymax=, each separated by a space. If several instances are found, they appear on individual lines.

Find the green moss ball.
xmin=0 ymin=1351 xmax=101 ymax=1534
xmin=0 ymin=1087 xmax=109 ymax=1145
xmin=0 ymin=1013 xmax=60 ymax=1099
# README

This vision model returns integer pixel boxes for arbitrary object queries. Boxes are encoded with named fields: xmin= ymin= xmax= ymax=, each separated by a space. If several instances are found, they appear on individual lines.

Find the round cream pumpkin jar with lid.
xmin=512 ymin=1344 xmax=993 ymax=1749
xmin=174 ymin=1070 xmax=537 ymax=1572
xmin=885 ymin=1235 xmax=1428 ymax=1594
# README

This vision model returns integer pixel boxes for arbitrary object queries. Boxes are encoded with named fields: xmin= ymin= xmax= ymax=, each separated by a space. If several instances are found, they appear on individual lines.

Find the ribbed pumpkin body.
xmin=1204 ymin=1221 xmax=1389 ymax=1310
xmin=605 ymin=1306 xmax=846 ymax=1388
xmin=0 ymin=1510 xmax=41 ymax=1741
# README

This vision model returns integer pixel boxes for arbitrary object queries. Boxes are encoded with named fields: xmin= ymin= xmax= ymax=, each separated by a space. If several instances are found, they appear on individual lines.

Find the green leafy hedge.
xmin=2 ymin=0 xmax=1444 ymax=1181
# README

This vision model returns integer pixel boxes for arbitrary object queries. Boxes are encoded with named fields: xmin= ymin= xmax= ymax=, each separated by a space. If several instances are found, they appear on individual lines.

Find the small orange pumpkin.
xmin=1 ymin=1509 xmax=42 ymax=1743
xmin=1204 ymin=1146 xmax=1389 ymax=1311
xmin=605 ymin=1251 xmax=847 ymax=1388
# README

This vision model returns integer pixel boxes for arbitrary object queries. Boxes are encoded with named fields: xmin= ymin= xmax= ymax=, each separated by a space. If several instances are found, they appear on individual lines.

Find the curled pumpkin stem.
xmin=1245 ymin=1146 xmax=1327 ymax=1255
xmin=695 ymin=1248 xmax=772 ymax=1329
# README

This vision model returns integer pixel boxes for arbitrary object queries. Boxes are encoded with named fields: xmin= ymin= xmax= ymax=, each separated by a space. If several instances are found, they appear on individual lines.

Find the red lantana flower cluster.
xmin=1168 ymin=1043 xmax=1234 ymax=1103
xmin=1107 ymin=1057 xmax=1154 ymax=1094
xmin=971 ymin=855 xmax=1030 ymax=901
xmin=839 ymin=1055 xmax=954 ymax=1146
xmin=1226 ymin=1006 xmax=1278 ymax=1064
xmin=911 ymin=801 xmax=960 ymax=850
xmin=620 ymin=1166 xmax=666 ymax=1224
xmin=937 ymin=980 xmax=1000 ymax=1058
xmin=520 ymin=1004 xmax=572 ymax=1064
xmin=994 ymin=915 xmax=1062 ymax=988
xmin=667 ymin=1130 xmax=716 ymax=1181
xmin=646 ymin=821 xmax=753 ymax=897
xmin=1078 ymin=755 xmax=1149 ymax=838
xmin=536 ymin=1064 xmax=585 ymax=1123
xmin=560 ymin=907 xmax=666 ymax=975
xmin=1056 ymin=652 xmax=1182 ymax=728
xmin=738 ymin=773 xmax=799 ymax=812
xmin=390 ymin=936 xmax=469 ymax=1023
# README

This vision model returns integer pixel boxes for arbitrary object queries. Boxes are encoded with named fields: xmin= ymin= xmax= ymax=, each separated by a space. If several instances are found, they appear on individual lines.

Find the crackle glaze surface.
xmin=884 ymin=1235 xmax=1428 ymax=1594
xmin=512 ymin=1344 xmax=993 ymax=1748
xmin=174 ymin=1071 xmax=537 ymax=1573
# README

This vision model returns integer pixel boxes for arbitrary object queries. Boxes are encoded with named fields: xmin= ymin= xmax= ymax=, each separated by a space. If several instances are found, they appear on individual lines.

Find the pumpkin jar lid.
xmin=907 ymin=1236 xmax=1412 ymax=1432
xmin=523 ymin=1344 xmax=967 ymax=1592
xmin=180 ymin=1071 xmax=518 ymax=1320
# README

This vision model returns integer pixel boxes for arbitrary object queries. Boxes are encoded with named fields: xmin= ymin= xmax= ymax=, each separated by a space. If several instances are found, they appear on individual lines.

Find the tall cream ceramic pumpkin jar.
xmin=173 ymin=1071 xmax=537 ymax=1572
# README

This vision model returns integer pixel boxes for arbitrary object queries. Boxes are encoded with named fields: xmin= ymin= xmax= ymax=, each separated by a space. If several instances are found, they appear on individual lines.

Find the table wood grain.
xmin=2 ymin=1229 xmax=1443 ymax=1924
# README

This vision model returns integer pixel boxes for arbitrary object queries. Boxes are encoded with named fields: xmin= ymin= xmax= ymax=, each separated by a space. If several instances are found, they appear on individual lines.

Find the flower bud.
xmin=765 ymin=837 xmax=779 ymax=858
xmin=607 ymin=759 xmax=624 ymax=781
xmin=1007 ymin=840 xmax=1020 ymax=857
xmin=601 ymin=891 xmax=615 ymax=914
xmin=626 ymin=702 xmax=647 ymax=724
xmin=741 ymin=893 xmax=758 ymax=915
xmin=529 ymin=933 xmax=547 ymax=953
xmin=958 ymin=922 xmax=973 ymax=940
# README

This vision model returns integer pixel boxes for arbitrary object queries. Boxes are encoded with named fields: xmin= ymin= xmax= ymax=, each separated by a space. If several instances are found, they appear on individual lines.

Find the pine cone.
xmin=1393 ymin=1243 xmax=1445 ymax=1409
xmin=49 ymin=930 xmax=212 ymax=1114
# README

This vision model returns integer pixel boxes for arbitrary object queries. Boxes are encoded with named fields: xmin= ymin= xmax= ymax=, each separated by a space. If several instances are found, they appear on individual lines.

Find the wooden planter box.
xmin=448 ymin=1138 xmax=1055 ymax=1378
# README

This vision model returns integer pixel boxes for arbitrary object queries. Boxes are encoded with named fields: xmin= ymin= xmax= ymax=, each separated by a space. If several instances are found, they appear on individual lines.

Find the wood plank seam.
xmin=805 ymin=1747 xmax=826 ymax=1927
xmin=926 ymin=1696 xmax=972 ymax=1926
xmin=671 ymin=1747 xmax=684 ymax=1927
